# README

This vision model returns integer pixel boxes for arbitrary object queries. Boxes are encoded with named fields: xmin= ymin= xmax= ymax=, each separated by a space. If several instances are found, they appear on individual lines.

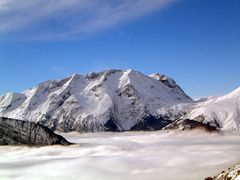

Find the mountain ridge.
xmin=0 ymin=69 xmax=239 ymax=132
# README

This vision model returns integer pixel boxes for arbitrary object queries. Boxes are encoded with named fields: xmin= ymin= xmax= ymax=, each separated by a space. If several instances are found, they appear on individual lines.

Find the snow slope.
xmin=187 ymin=87 xmax=240 ymax=130
xmin=0 ymin=69 xmax=191 ymax=132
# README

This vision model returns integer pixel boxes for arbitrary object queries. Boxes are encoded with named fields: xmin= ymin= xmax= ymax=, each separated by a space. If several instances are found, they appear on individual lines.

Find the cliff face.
xmin=0 ymin=117 xmax=71 ymax=145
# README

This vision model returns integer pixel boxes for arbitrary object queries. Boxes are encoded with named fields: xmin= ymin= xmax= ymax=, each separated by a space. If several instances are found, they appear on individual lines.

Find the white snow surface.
xmin=1 ymin=131 xmax=240 ymax=180
xmin=187 ymin=87 xmax=240 ymax=130
xmin=0 ymin=69 xmax=191 ymax=131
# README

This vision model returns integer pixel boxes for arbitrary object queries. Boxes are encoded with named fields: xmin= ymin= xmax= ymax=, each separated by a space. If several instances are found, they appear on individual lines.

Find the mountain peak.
xmin=71 ymin=73 xmax=81 ymax=79
xmin=149 ymin=73 xmax=191 ymax=100
xmin=149 ymin=73 xmax=175 ymax=84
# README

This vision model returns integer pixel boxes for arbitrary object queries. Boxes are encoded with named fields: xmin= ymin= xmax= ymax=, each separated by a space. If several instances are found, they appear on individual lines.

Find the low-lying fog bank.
xmin=1 ymin=130 xmax=240 ymax=180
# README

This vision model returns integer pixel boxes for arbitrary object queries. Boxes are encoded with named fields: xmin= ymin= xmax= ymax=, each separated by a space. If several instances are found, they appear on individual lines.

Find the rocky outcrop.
xmin=131 ymin=115 xmax=172 ymax=131
xmin=205 ymin=164 xmax=240 ymax=180
xmin=163 ymin=118 xmax=218 ymax=132
xmin=149 ymin=73 xmax=191 ymax=100
xmin=0 ymin=117 xmax=71 ymax=145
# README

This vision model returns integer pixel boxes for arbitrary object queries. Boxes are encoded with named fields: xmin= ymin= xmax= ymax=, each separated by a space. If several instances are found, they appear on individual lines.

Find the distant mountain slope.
xmin=0 ymin=69 xmax=191 ymax=132
xmin=187 ymin=87 xmax=240 ymax=130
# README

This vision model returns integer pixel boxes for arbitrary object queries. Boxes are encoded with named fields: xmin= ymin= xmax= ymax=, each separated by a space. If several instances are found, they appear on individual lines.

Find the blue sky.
xmin=0 ymin=0 xmax=240 ymax=98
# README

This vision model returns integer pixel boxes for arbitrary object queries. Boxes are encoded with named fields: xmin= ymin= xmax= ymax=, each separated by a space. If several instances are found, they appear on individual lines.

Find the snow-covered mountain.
xmin=0 ymin=69 xmax=192 ymax=132
xmin=187 ymin=87 xmax=240 ymax=130
xmin=0 ymin=69 xmax=239 ymax=132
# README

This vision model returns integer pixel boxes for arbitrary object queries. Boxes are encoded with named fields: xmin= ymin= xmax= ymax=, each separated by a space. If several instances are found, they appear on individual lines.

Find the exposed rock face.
xmin=131 ymin=115 xmax=172 ymax=131
xmin=0 ymin=117 xmax=71 ymax=145
xmin=163 ymin=118 xmax=218 ymax=132
xmin=149 ymin=73 xmax=191 ymax=100
xmin=206 ymin=164 xmax=240 ymax=180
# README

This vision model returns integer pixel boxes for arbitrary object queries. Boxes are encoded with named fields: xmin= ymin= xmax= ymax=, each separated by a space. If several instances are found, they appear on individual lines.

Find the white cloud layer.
xmin=0 ymin=0 xmax=177 ymax=40
xmin=1 ymin=131 xmax=240 ymax=179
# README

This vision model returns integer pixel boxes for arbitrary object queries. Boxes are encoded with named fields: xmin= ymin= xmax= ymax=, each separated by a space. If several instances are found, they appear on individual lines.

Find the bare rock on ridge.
xmin=0 ymin=117 xmax=71 ymax=145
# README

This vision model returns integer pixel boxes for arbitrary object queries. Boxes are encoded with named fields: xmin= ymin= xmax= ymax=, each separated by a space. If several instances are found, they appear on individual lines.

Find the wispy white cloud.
xmin=0 ymin=0 xmax=177 ymax=40
xmin=51 ymin=65 xmax=67 ymax=73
